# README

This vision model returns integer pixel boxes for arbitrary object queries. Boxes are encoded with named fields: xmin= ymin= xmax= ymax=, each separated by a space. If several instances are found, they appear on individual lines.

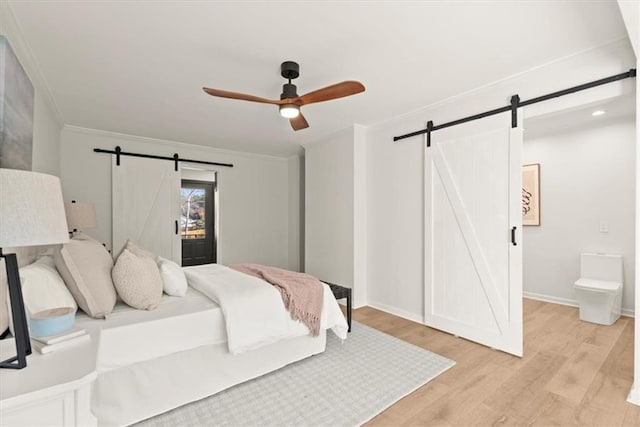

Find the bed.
xmin=74 ymin=263 xmax=348 ymax=426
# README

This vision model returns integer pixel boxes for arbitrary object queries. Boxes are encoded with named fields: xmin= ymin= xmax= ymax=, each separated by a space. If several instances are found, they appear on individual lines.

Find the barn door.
xmin=424 ymin=111 xmax=523 ymax=356
xmin=112 ymin=156 xmax=181 ymax=263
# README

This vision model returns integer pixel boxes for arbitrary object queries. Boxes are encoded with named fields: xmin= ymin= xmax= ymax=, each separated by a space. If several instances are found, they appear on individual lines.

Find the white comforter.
xmin=184 ymin=264 xmax=348 ymax=354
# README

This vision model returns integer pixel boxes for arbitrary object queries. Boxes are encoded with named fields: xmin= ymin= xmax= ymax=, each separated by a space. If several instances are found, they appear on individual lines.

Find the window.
xmin=181 ymin=187 xmax=206 ymax=239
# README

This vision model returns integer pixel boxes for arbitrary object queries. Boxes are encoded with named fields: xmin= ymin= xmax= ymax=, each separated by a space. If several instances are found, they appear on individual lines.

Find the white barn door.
xmin=424 ymin=112 xmax=523 ymax=356
xmin=112 ymin=156 xmax=181 ymax=263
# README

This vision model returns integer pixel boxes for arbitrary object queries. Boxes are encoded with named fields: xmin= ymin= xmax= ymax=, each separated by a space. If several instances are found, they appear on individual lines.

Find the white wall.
xmin=288 ymin=155 xmax=303 ymax=272
xmin=304 ymin=125 xmax=367 ymax=306
xmin=31 ymin=93 xmax=61 ymax=175
xmin=353 ymin=125 xmax=367 ymax=307
xmin=59 ymin=126 xmax=299 ymax=270
xmin=365 ymin=39 xmax=636 ymax=322
xmin=181 ymin=168 xmax=216 ymax=182
xmin=634 ymin=53 xmax=640 ymax=406
xmin=523 ymin=115 xmax=636 ymax=314
xmin=305 ymin=127 xmax=354 ymax=287
xmin=365 ymin=119 xmax=425 ymax=320
xmin=618 ymin=0 xmax=640 ymax=406
xmin=618 ymin=0 xmax=639 ymax=55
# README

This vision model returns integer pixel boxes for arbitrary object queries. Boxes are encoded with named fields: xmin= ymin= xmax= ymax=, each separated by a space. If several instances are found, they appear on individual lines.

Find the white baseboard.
xmin=366 ymin=300 xmax=424 ymax=324
xmin=523 ymin=292 xmax=578 ymax=307
xmin=364 ymin=292 xmax=635 ymax=326
xmin=523 ymin=291 xmax=635 ymax=318
xmin=628 ymin=383 xmax=640 ymax=406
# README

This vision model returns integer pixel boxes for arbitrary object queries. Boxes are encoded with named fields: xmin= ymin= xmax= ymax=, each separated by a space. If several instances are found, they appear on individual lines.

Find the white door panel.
xmin=425 ymin=112 xmax=523 ymax=356
xmin=112 ymin=157 xmax=181 ymax=263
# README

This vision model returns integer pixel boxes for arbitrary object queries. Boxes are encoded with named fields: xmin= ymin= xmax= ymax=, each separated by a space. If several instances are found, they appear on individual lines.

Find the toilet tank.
xmin=580 ymin=253 xmax=623 ymax=284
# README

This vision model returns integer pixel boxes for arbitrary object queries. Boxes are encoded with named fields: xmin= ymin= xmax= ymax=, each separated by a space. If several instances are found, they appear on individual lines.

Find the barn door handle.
xmin=175 ymin=220 xmax=179 ymax=235
xmin=511 ymin=226 xmax=517 ymax=246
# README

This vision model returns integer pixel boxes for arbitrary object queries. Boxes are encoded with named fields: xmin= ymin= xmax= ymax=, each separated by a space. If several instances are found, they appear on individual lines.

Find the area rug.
xmin=138 ymin=321 xmax=455 ymax=427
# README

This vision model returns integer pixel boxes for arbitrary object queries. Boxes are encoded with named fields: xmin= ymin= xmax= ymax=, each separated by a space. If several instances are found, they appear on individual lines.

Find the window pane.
xmin=181 ymin=188 xmax=206 ymax=240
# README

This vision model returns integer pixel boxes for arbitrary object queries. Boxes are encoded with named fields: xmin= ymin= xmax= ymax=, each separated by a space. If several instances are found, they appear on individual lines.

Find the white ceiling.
xmin=6 ymin=1 xmax=629 ymax=157
xmin=526 ymin=93 xmax=636 ymax=139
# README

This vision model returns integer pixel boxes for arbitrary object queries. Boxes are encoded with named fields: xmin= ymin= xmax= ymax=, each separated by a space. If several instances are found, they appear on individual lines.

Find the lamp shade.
xmin=0 ymin=169 xmax=70 ymax=248
xmin=65 ymin=201 xmax=97 ymax=230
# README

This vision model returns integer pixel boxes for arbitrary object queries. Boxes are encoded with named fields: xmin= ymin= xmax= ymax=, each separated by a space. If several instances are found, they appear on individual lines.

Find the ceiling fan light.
xmin=279 ymin=104 xmax=300 ymax=118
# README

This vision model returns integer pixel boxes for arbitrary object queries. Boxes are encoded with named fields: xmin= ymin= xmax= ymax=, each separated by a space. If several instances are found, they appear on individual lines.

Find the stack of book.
xmin=31 ymin=328 xmax=90 ymax=354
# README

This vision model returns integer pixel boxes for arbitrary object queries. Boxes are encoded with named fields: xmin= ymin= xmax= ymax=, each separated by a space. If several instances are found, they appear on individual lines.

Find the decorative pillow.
xmin=54 ymin=234 xmax=117 ymax=318
xmin=7 ymin=256 xmax=77 ymax=334
xmin=34 ymin=253 xmax=56 ymax=269
xmin=157 ymin=256 xmax=188 ymax=297
xmin=112 ymin=249 xmax=163 ymax=310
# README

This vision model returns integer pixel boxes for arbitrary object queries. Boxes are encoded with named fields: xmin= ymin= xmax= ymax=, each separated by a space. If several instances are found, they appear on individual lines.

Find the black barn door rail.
xmin=393 ymin=69 xmax=636 ymax=144
xmin=94 ymin=146 xmax=234 ymax=170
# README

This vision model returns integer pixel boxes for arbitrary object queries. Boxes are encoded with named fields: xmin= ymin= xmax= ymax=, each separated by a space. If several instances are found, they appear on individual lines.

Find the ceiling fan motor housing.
xmin=281 ymin=83 xmax=298 ymax=100
xmin=280 ymin=61 xmax=300 ymax=100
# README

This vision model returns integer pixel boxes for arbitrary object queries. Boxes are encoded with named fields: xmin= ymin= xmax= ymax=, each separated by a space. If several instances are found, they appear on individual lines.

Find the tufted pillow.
xmin=157 ymin=256 xmax=188 ymax=297
xmin=54 ymin=234 xmax=116 ymax=318
xmin=112 ymin=249 xmax=163 ymax=310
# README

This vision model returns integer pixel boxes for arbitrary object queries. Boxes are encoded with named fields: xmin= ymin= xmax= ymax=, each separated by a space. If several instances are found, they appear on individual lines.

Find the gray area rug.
xmin=138 ymin=321 xmax=455 ymax=427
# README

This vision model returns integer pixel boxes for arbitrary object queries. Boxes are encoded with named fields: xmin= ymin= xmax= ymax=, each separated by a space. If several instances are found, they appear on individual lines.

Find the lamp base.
xmin=0 ymin=251 xmax=31 ymax=369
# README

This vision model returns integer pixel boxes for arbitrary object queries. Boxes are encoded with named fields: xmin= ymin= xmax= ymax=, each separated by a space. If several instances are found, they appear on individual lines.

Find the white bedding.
xmin=75 ymin=288 xmax=225 ymax=372
xmin=184 ymin=263 xmax=348 ymax=354
xmin=93 ymin=332 xmax=326 ymax=426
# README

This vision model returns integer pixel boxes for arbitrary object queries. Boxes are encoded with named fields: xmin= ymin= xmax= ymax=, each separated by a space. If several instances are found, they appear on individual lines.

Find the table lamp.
xmin=0 ymin=169 xmax=69 ymax=369
xmin=65 ymin=200 xmax=97 ymax=237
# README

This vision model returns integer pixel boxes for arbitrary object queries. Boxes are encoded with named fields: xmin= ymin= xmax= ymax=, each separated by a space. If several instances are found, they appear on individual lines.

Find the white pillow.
xmin=157 ymin=256 xmax=188 ymax=297
xmin=112 ymin=249 xmax=163 ymax=310
xmin=7 ymin=256 xmax=77 ymax=334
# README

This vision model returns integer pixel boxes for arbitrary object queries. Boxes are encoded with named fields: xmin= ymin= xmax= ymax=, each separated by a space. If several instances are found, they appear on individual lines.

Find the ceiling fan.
xmin=202 ymin=61 xmax=365 ymax=131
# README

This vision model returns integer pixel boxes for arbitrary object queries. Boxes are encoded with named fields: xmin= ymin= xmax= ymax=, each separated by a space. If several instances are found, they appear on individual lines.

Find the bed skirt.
xmin=92 ymin=332 xmax=326 ymax=426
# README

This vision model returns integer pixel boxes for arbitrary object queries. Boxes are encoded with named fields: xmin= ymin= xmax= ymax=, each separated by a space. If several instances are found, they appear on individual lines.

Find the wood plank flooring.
xmin=353 ymin=298 xmax=637 ymax=426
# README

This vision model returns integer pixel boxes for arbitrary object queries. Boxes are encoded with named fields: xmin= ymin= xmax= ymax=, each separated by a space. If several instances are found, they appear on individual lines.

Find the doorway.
xmin=522 ymin=95 xmax=636 ymax=316
xmin=181 ymin=179 xmax=216 ymax=266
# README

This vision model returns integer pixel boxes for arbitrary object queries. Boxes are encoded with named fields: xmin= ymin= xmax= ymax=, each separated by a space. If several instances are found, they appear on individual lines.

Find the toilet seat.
xmin=574 ymin=278 xmax=621 ymax=292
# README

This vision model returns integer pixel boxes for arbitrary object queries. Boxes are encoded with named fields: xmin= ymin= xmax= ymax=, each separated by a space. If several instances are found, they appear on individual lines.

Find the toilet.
xmin=573 ymin=253 xmax=623 ymax=325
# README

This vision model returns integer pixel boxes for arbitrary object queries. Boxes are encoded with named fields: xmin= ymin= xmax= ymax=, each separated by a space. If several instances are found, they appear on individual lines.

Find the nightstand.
xmin=0 ymin=334 xmax=98 ymax=426
xmin=323 ymin=281 xmax=352 ymax=332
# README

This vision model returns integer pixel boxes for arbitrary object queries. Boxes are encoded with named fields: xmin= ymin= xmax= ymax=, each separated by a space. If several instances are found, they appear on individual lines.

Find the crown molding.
xmin=0 ymin=2 xmax=64 ymax=126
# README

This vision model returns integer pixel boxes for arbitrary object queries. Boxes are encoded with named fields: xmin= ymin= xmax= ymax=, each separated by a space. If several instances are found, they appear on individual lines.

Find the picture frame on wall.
xmin=522 ymin=163 xmax=540 ymax=226
xmin=0 ymin=35 xmax=35 ymax=171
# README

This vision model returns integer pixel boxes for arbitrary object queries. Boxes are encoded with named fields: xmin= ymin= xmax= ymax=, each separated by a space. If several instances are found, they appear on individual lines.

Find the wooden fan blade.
xmin=299 ymin=81 xmax=365 ymax=106
xmin=290 ymin=112 xmax=309 ymax=131
xmin=202 ymin=87 xmax=284 ymax=105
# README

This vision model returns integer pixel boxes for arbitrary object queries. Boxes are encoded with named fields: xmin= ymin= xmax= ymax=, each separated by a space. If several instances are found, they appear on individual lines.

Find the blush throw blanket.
xmin=229 ymin=263 xmax=323 ymax=336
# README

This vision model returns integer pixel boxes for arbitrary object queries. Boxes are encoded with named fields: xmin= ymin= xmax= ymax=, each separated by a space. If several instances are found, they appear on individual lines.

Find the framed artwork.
xmin=0 ymin=35 xmax=34 ymax=171
xmin=522 ymin=163 xmax=540 ymax=226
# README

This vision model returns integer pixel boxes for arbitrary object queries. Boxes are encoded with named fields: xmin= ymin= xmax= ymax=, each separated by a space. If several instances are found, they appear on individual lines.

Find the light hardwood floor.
xmin=353 ymin=298 xmax=640 ymax=426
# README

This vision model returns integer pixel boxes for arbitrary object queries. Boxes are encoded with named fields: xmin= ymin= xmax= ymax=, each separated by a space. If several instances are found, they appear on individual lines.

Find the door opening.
xmin=181 ymin=179 xmax=216 ymax=266
xmin=522 ymin=94 xmax=635 ymax=318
